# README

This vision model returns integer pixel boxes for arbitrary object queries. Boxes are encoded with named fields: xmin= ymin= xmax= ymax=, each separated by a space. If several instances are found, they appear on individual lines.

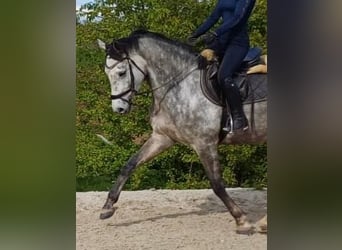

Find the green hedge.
xmin=76 ymin=0 xmax=267 ymax=191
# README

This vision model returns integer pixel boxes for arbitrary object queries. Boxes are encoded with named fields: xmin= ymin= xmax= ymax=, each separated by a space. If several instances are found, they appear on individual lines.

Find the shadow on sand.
xmin=106 ymin=190 xmax=267 ymax=228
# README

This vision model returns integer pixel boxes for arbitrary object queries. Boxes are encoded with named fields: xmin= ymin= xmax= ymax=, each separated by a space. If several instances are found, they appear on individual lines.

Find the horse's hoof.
xmin=236 ymin=222 xmax=255 ymax=235
xmin=236 ymin=226 xmax=255 ymax=235
xmin=257 ymin=224 xmax=267 ymax=234
xmin=256 ymin=215 xmax=267 ymax=234
xmin=99 ymin=207 xmax=115 ymax=220
xmin=258 ymin=224 xmax=267 ymax=234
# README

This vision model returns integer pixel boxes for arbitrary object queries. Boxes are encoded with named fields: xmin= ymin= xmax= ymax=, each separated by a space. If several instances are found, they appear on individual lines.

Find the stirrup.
xmin=222 ymin=115 xmax=248 ymax=133
xmin=231 ymin=116 xmax=249 ymax=133
xmin=222 ymin=126 xmax=231 ymax=132
xmin=225 ymin=125 xmax=249 ymax=134
xmin=222 ymin=115 xmax=233 ymax=132
xmin=223 ymin=125 xmax=249 ymax=133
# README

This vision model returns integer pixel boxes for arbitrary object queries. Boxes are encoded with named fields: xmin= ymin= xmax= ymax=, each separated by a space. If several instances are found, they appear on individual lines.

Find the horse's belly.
xmin=151 ymin=113 xmax=221 ymax=145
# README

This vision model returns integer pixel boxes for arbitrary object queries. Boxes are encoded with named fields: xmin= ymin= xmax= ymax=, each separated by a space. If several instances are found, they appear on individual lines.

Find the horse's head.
xmin=97 ymin=38 xmax=147 ymax=114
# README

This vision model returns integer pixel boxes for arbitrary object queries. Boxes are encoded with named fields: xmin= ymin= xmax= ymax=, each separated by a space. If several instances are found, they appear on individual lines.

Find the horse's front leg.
xmin=100 ymin=133 xmax=174 ymax=219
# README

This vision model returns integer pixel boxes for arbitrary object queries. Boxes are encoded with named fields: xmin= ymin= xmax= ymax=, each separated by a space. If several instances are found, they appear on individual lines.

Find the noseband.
xmin=105 ymin=56 xmax=147 ymax=104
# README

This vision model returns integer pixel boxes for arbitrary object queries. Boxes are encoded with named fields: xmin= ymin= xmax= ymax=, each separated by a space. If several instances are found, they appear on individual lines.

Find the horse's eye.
xmin=118 ymin=71 xmax=126 ymax=77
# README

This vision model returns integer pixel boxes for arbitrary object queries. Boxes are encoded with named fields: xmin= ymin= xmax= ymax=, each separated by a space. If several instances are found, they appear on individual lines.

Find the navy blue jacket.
xmin=193 ymin=0 xmax=256 ymax=53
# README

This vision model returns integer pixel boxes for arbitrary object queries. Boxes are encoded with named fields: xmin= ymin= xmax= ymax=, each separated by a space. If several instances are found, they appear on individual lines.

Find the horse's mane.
xmin=130 ymin=30 xmax=196 ymax=54
xmin=106 ymin=29 xmax=197 ymax=60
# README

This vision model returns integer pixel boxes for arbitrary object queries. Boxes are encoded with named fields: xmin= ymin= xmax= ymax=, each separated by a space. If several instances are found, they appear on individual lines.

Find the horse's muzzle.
xmin=112 ymin=99 xmax=130 ymax=114
xmin=112 ymin=105 xmax=129 ymax=114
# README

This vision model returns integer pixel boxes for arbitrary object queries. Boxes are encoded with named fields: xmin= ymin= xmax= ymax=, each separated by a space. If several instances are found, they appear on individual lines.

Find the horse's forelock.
xmin=106 ymin=36 xmax=139 ymax=60
xmin=105 ymin=42 xmax=123 ymax=61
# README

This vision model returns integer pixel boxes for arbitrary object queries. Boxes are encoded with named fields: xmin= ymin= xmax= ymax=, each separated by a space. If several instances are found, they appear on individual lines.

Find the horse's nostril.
xmin=117 ymin=107 xmax=125 ymax=113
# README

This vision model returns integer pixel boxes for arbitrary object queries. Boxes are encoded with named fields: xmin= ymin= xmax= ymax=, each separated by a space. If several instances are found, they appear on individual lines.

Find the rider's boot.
xmin=222 ymin=77 xmax=248 ymax=133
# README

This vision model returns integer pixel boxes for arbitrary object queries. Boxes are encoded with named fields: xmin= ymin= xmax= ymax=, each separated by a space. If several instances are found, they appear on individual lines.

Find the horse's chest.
xmin=151 ymin=116 xmax=186 ymax=141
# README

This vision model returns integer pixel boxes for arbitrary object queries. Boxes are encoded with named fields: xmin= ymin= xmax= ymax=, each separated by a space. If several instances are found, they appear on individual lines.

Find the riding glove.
xmin=202 ymin=31 xmax=218 ymax=46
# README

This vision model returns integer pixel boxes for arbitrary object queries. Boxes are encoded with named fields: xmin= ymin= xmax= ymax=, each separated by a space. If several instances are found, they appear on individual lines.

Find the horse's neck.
xmin=138 ymin=38 xmax=197 ymax=90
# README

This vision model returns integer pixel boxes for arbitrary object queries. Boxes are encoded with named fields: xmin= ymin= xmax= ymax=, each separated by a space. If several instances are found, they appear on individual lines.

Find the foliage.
xmin=248 ymin=0 xmax=267 ymax=53
xmin=76 ymin=0 xmax=267 ymax=191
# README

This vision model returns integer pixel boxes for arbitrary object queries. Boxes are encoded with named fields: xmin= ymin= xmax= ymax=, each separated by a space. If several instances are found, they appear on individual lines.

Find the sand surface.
xmin=76 ymin=188 xmax=267 ymax=250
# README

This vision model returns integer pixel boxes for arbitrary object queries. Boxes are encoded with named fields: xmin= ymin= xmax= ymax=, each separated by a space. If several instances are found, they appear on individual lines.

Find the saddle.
xmin=199 ymin=47 xmax=267 ymax=139
xmin=200 ymin=47 xmax=267 ymax=107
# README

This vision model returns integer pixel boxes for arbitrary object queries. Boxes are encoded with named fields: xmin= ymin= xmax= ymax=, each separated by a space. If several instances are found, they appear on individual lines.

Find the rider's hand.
xmin=202 ymin=31 xmax=218 ymax=45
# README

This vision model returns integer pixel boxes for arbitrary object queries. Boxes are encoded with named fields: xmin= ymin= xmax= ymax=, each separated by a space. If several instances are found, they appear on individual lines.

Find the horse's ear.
xmin=97 ymin=39 xmax=106 ymax=50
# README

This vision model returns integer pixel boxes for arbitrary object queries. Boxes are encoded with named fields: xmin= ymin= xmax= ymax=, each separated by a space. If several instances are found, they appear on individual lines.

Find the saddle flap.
xmin=200 ymin=63 xmax=223 ymax=107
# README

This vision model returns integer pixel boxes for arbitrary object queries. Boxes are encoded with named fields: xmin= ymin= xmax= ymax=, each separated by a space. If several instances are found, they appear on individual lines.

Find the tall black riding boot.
xmin=222 ymin=77 xmax=248 ymax=132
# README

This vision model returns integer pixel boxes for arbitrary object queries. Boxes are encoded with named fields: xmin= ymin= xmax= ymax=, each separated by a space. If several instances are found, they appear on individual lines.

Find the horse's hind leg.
xmin=195 ymin=144 xmax=253 ymax=234
xmin=100 ymin=133 xmax=174 ymax=219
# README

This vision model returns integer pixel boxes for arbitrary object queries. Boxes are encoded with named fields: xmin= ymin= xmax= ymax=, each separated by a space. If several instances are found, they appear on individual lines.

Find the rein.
xmin=136 ymin=64 xmax=198 ymax=97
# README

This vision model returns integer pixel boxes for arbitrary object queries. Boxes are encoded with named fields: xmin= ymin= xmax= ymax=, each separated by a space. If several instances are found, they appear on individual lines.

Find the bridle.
xmin=105 ymin=53 xmax=199 ymax=107
xmin=105 ymin=56 xmax=147 ymax=104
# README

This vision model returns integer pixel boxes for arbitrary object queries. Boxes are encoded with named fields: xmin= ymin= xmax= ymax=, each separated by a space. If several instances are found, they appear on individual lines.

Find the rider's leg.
xmin=217 ymin=42 xmax=249 ymax=132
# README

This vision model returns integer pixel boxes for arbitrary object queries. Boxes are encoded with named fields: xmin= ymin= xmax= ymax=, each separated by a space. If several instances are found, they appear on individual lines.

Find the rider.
xmin=188 ymin=0 xmax=256 ymax=132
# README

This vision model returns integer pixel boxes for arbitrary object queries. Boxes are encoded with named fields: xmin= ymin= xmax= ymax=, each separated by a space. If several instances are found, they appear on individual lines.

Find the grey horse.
xmin=97 ymin=30 xmax=267 ymax=233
